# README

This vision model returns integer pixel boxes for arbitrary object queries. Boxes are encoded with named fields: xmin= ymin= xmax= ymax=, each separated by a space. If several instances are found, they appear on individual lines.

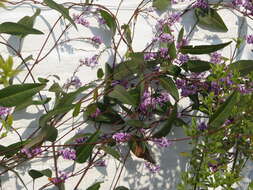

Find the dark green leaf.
xmin=44 ymin=0 xmax=76 ymax=29
xmin=5 ymin=140 xmax=29 ymax=158
xmin=0 ymin=83 xmax=46 ymax=107
xmin=115 ymin=187 xmax=129 ymax=190
xmin=99 ymin=9 xmax=116 ymax=35
xmin=229 ymin=60 xmax=253 ymax=76
xmin=126 ymin=120 xmax=147 ymax=128
xmin=41 ymin=125 xmax=58 ymax=142
xmin=108 ymin=85 xmax=138 ymax=106
xmin=0 ymin=22 xmax=43 ymax=35
xmin=28 ymin=169 xmax=52 ymax=179
xmin=97 ymin=68 xmax=104 ymax=79
xmin=159 ymin=76 xmax=179 ymax=101
xmin=209 ymin=92 xmax=239 ymax=128
xmin=153 ymin=104 xmax=177 ymax=138
xmin=121 ymin=24 xmax=132 ymax=45
xmin=183 ymin=60 xmax=212 ymax=72
xmin=101 ymin=146 xmax=121 ymax=161
xmin=76 ymin=131 xmax=100 ymax=163
xmin=18 ymin=9 xmax=41 ymax=38
xmin=87 ymin=182 xmax=102 ymax=190
xmin=15 ymin=97 xmax=51 ymax=111
xmin=153 ymin=0 xmax=170 ymax=11
xmin=180 ymin=41 xmax=231 ymax=54
xmin=72 ymin=102 xmax=82 ymax=117
xmin=39 ymin=104 xmax=75 ymax=128
xmin=195 ymin=8 xmax=228 ymax=32
xmin=177 ymin=27 xmax=184 ymax=43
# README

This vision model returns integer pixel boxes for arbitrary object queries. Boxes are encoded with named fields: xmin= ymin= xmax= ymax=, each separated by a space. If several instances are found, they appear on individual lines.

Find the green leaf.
xmin=159 ymin=76 xmax=179 ymax=101
xmin=153 ymin=104 xmax=177 ymax=138
xmin=108 ymin=85 xmax=137 ymax=106
xmin=18 ymin=9 xmax=41 ymax=38
xmin=99 ymin=9 xmax=117 ymax=35
xmin=72 ymin=102 xmax=81 ymax=117
xmin=76 ymin=131 xmax=100 ymax=163
xmin=101 ymin=146 xmax=121 ymax=161
xmin=0 ymin=83 xmax=46 ymax=107
xmin=229 ymin=60 xmax=253 ymax=76
xmin=126 ymin=120 xmax=147 ymax=128
xmin=0 ymin=22 xmax=43 ymax=35
xmin=177 ymin=27 xmax=184 ymax=43
xmin=115 ymin=187 xmax=129 ymax=190
xmin=195 ymin=8 xmax=228 ymax=32
xmin=153 ymin=0 xmax=170 ymax=11
xmin=39 ymin=104 xmax=75 ymax=128
xmin=183 ymin=60 xmax=212 ymax=72
xmin=180 ymin=41 xmax=231 ymax=54
xmin=41 ymin=125 xmax=58 ymax=142
xmin=121 ymin=24 xmax=132 ymax=45
xmin=5 ymin=140 xmax=29 ymax=158
xmin=87 ymin=182 xmax=102 ymax=190
xmin=15 ymin=97 xmax=51 ymax=111
xmin=28 ymin=169 xmax=52 ymax=179
xmin=44 ymin=0 xmax=76 ymax=29
xmin=97 ymin=68 xmax=104 ymax=79
xmin=209 ymin=92 xmax=239 ymax=128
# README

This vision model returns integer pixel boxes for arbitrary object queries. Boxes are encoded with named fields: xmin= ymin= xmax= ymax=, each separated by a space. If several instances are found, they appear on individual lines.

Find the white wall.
xmin=0 ymin=0 xmax=253 ymax=189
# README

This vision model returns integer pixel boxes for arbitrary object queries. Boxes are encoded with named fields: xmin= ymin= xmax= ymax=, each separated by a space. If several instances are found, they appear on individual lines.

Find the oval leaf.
xmin=209 ymin=92 xmax=239 ymax=128
xmin=229 ymin=60 xmax=253 ymax=76
xmin=28 ymin=169 xmax=52 ymax=179
xmin=0 ymin=83 xmax=46 ymax=107
xmin=183 ymin=60 xmax=212 ymax=72
xmin=153 ymin=0 xmax=170 ymax=11
xmin=0 ymin=22 xmax=43 ymax=35
xmin=195 ymin=8 xmax=228 ymax=32
xmin=99 ymin=9 xmax=116 ymax=35
xmin=180 ymin=41 xmax=231 ymax=54
xmin=86 ymin=182 xmax=102 ymax=190
xmin=159 ymin=76 xmax=179 ymax=101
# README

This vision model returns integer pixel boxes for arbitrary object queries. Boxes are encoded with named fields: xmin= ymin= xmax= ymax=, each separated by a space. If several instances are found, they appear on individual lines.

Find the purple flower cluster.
xmin=75 ymin=136 xmax=87 ymax=144
xmin=144 ymin=52 xmax=157 ymax=61
xmin=112 ymin=132 xmax=131 ymax=143
xmin=176 ymin=79 xmax=198 ymax=97
xmin=159 ymin=47 xmax=169 ymax=58
xmin=91 ymin=36 xmax=103 ymax=45
xmin=210 ymin=52 xmax=222 ymax=64
xmin=139 ymin=91 xmax=170 ymax=113
xmin=144 ymin=162 xmax=160 ymax=173
xmin=59 ymin=148 xmax=76 ymax=160
xmin=0 ymin=106 xmax=10 ymax=117
xmin=246 ymin=35 xmax=253 ymax=44
xmin=156 ymin=12 xmax=181 ymax=31
xmin=194 ymin=0 xmax=209 ymax=8
xmin=72 ymin=13 xmax=89 ymax=27
xmin=237 ymin=84 xmax=253 ymax=94
xmin=21 ymin=147 xmax=42 ymax=158
xmin=50 ymin=171 xmax=68 ymax=184
xmin=176 ymin=54 xmax=189 ymax=65
xmin=232 ymin=0 xmax=253 ymax=16
xmin=158 ymin=33 xmax=174 ymax=43
xmin=151 ymin=137 xmax=172 ymax=148
xmin=80 ymin=55 xmax=99 ymax=68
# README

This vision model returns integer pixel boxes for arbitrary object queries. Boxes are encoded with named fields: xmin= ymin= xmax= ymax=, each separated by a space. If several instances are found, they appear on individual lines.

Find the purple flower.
xmin=50 ymin=171 xmax=68 ymax=184
xmin=91 ymin=36 xmax=103 ymax=45
xmin=144 ymin=162 xmax=160 ymax=173
xmin=210 ymin=81 xmax=220 ymax=95
xmin=210 ymin=52 xmax=222 ymax=64
xmin=0 ymin=107 xmax=10 ymax=117
xmin=194 ymin=0 xmax=209 ymax=8
xmin=177 ymin=54 xmax=189 ymax=65
xmin=75 ymin=136 xmax=87 ymax=144
xmin=112 ymin=132 xmax=131 ymax=143
xmin=246 ymin=35 xmax=253 ymax=44
xmin=90 ymin=108 xmax=101 ymax=118
xmin=98 ymin=17 xmax=106 ymax=25
xmin=144 ymin=52 xmax=157 ymax=61
xmin=151 ymin=137 xmax=172 ymax=148
xmin=159 ymin=33 xmax=174 ymax=43
xmin=139 ymin=91 xmax=156 ymax=113
xmin=59 ymin=148 xmax=76 ymax=160
xmin=232 ymin=0 xmax=243 ymax=6
xmin=159 ymin=47 xmax=169 ymax=58
xmin=168 ymin=12 xmax=181 ymax=25
xmin=80 ymin=55 xmax=99 ymax=68
xmin=176 ymin=38 xmax=189 ymax=49
xmin=73 ymin=14 xmax=89 ymax=27
xmin=21 ymin=147 xmax=42 ymax=158
xmin=198 ymin=122 xmax=208 ymax=131
xmin=155 ymin=92 xmax=170 ymax=105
